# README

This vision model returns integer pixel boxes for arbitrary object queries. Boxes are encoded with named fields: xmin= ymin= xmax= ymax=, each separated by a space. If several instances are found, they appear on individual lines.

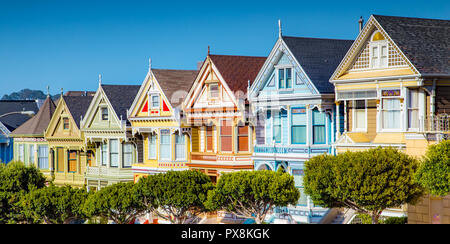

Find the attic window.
xmin=63 ymin=118 xmax=69 ymax=130
xmin=209 ymin=83 xmax=219 ymax=99
xmin=370 ymin=31 xmax=388 ymax=69
xmin=101 ymin=107 xmax=108 ymax=120
xmin=278 ymin=68 xmax=292 ymax=89
xmin=151 ymin=95 xmax=160 ymax=108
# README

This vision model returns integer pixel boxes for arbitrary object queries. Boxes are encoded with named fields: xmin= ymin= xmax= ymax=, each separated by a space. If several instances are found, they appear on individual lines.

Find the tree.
xmin=136 ymin=170 xmax=213 ymax=224
xmin=0 ymin=161 xmax=47 ymax=223
xmin=304 ymin=147 xmax=424 ymax=224
xmin=21 ymin=184 xmax=88 ymax=224
xmin=205 ymin=170 xmax=300 ymax=224
xmin=83 ymin=182 xmax=145 ymax=224
xmin=416 ymin=140 xmax=450 ymax=196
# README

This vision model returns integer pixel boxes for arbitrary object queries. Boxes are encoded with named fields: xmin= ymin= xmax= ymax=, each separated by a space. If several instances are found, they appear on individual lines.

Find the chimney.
xmin=358 ymin=16 xmax=364 ymax=32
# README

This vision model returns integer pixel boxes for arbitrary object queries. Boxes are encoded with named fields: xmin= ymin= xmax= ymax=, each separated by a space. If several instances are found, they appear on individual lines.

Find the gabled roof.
xmin=63 ymin=95 xmax=94 ymax=128
xmin=101 ymin=84 xmax=140 ymax=121
xmin=0 ymin=100 xmax=39 ymax=132
xmin=151 ymin=69 xmax=199 ymax=107
xmin=282 ymin=36 xmax=354 ymax=93
xmin=10 ymin=96 xmax=56 ymax=136
xmin=373 ymin=15 xmax=450 ymax=76
xmin=209 ymin=54 xmax=267 ymax=93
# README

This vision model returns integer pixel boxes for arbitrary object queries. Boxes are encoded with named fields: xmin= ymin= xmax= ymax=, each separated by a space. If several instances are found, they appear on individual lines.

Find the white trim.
xmin=352 ymin=100 xmax=368 ymax=132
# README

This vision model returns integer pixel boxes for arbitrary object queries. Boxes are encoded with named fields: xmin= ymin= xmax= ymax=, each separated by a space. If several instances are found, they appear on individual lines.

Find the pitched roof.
xmin=373 ymin=15 xmax=450 ymax=76
xmin=0 ymin=100 xmax=39 ymax=132
xmin=208 ymin=54 xmax=267 ymax=93
xmin=64 ymin=91 xmax=96 ymax=97
xmin=101 ymin=84 xmax=140 ymax=121
xmin=63 ymin=95 xmax=94 ymax=128
xmin=10 ymin=96 xmax=56 ymax=136
xmin=152 ymin=69 xmax=199 ymax=107
xmin=282 ymin=36 xmax=354 ymax=93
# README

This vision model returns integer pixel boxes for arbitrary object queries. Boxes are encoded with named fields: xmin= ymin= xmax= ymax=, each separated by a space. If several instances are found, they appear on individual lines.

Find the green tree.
xmin=304 ymin=147 xmax=423 ymax=224
xmin=0 ymin=161 xmax=47 ymax=223
xmin=136 ymin=170 xmax=213 ymax=224
xmin=416 ymin=140 xmax=450 ymax=196
xmin=83 ymin=182 xmax=145 ymax=224
xmin=205 ymin=170 xmax=300 ymax=224
xmin=21 ymin=184 xmax=88 ymax=224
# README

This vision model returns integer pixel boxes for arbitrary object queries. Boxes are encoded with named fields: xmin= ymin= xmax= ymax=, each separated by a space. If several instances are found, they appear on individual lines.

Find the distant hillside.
xmin=1 ymin=89 xmax=59 ymax=100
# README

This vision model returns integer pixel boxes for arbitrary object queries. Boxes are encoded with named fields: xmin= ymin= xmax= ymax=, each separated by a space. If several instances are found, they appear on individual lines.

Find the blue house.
xmin=248 ymin=28 xmax=353 ymax=224
xmin=0 ymin=100 xmax=39 ymax=164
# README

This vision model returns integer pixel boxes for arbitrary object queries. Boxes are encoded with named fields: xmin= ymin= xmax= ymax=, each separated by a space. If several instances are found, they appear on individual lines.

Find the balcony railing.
xmin=424 ymin=114 xmax=450 ymax=133
xmin=85 ymin=166 xmax=134 ymax=179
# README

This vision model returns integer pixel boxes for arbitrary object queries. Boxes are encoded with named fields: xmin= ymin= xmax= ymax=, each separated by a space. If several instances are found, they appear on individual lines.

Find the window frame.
xmin=237 ymin=125 xmax=249 ymax=153
xmin=369 ymin=31 xmax=388 ymax=69
xmin=159 ymin=129 xmax=172 ymax=161
xmin=109 ymin=139 xmax=119 ymax=168
xmin=67 ymin=150 xmax=77 ymax=173
xmin=206 ymin=126 xmax=214 ymax=152
xmin=291 ymin=107 xmax=307 ymax=145
xmin=208 ymin=83 xmax=219 ymax=100
xmin=148 ymin=134 xmax=157 ymax=160
xmin=312 ymin=109 xmax=326 ymax=145
xmin=175 ymin=133 xmax=186 ymax=161
xmin=122 ymin=143 xmax=133 ymax=168
xmin=352 ymin=100 xmax=368 ymax=132
xmin=63 ymin=117 xmax=70 ymax=130
xmin=380 ymin=89 xmax=402 ymax=132
xmin=220 ymin=119 xmax=233 ymax=153
xmin=276 ymin=66 xmax=293 ymax=90
xmin=37 ymin=145 xmax=49 ymax=169
xmin=101 ymin=107 xmax=108 ymax=121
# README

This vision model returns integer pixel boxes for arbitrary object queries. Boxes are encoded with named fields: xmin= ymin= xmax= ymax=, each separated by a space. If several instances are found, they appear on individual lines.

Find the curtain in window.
xmin=68 ymin=151 xmax=77 ymax=172
xmin=160 ymin=133 xmax=171 ymax=160
xmin=382 ymin=98 xmax=401 ymax=129
xmin=408 ymin=89 xmax=419 ymax=129
xmin=29 ymin=145 xmax=34 ymax=165
xmin=237 ymin=126 xmax=249 ymax=152
xmin=220 ymin=120 xmax=232 ymax=152
xmin=19 ymin=144 xmax=24 ymax=162
xmin=355 ymin=100 xmax=366 ymax=130
xmin=101 ymin=143 xmax=107 ymax=166
xmin=175 ymin=134 xmax=185 ymax=160
xmin=38 ymin=145 xmax=48 ymax=169
xmin=291 ymin=109 xmax=306 ymax=144
xmin=313 ymin=110 xmax=326 ymax=144
xmin=109 ymin=139 xmax=119 ymax=167
xmin=148 ymin=135 xmax=156 ymax=159
xmin=122 ymin=143 xmax=132 ymax=167
xmin=273 ymin=111 xmax=281 ymax=143
xmin=206 ymin=126 xmax=213 ymax=151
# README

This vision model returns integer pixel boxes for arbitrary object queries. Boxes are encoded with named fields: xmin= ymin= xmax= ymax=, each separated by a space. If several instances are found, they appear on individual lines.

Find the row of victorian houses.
xmin=4 ymin=14 xmax=450 ymax=224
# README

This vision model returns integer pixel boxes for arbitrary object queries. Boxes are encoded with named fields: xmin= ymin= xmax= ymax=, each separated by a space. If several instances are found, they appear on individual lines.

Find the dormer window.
xmin=370 ymin=31 xmax=388 ymax=69
xmin=209 ymin=83 xmax=219 ymax=99
xmin=101 ymin=107 xmax=108 ymax=120
xmin=278 ymin=68 xmax=292 ymax=89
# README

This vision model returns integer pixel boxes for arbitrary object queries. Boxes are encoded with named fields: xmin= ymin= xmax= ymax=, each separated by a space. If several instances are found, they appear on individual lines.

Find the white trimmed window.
xmin=101 ymin=143 xmax=107 ymax=166
xmin=18 ymin=144 xmax=24 ymax=162
xmin=148 ymin=134 xmax=156 ymax=159
xmin=278 ymin=68 xmax=292 ymax=89
xmin=160 ymin=130 xmax=171 ymax=160
xmin=109 ymin=139 xmax=119 ymax=167
xmin=209 ymin=83 xmax=219 ymax=99
xmin=353 ymin=100 xmax=367 ymax=131
xmin=382 ymin=98 xmax=401 ymax=130
xmin=408 ymin=89 xmax=420 ymax=130
xmin=175 ymin=134 xmax=185 ymax=161
xmin=370 ymin=31 xmax=388 ymax=69
xmin=122 ymin=143 xmax=133 ymax=168
xmin=38 ymin=145 xmax=48 ymax=169
xmin=151 ymin=94 xmax=159 ymax=108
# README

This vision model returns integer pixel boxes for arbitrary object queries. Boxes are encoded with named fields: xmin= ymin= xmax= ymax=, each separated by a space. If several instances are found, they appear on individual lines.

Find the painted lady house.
xmin=182 ymin=53 xmax=266 ymax=183
xmin=80 ymin=81 xmax=140 ymax=191
xmin=128 ymin=61 xmax=198 ymax=181
xmin=248 ymin=25 xmax=353 ymax=223
xmin=0 ymin=100 xmax=39 ymax=164
xmin=10 ymin=93 xmax=56 ymax=180
xmin=45 ymin=92 xmax=94 ymax=187
xmin=329 ymin=15 xmax=450 ymax=223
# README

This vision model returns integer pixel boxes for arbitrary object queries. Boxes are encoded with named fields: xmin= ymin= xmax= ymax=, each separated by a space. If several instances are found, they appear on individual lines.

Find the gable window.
xmin=291 ymin=108 xmax=306 ymax=144
xmin=68 ymin=151 xmax=77 ymax=173
xmin=273 ymin=111 xmax=282 ymax=143
xmin=38 ymin=145 xmax=48 ymax=169
xmin=206 ymin=126 xmax=213 ymax=152
xmin=175 ymin=134 xmax=185 ymax=161
xmin=109 ymin=139 xmax=119 ymax=167
xmin=160 ymin=130 xmax=171 ymax=160
xmin=209 ymin=83 xmax=219 ymax=99
xmin=408 ymin=89 xmax=420 ymax=130
xmin=148 ymin=134 xmax=156 ymax=159
xmin=151 ymin=95 xmax=160 ymax=108
xmin=220 ymin=120 xmax=233 ymax=152
xmin=381 ymin=89 xmax=402 ymax=130
xmin=63 ymin=118 xmax=70 ymax=130
xmin=353 ymin=100 xmax=367 ymax=131
xmin=237 ymin=125 xmax=249 ymax=152
xmin=122 ymin=143 xmax=133 ymax=168
xmin=312 ymin=110 xmax=326 ymax=144
xmin=101 ymin=107 xmax=108 ymax=120
xmin=370 ymin=31 xmax=388 ymax=69
xmin=278 ymin=68 xmax=292 ymax=89
xmin=101 ymin=143 xmax=107 ymax=166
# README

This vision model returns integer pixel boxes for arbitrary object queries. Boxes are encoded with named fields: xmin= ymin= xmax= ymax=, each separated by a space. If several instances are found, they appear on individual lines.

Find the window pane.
xmin=101 ymin=144 xmax=107 ymax=166
xmin=286 ymin=68 xmax=292 ymax=88
xmin=160 ymin=134 xmax=171 ymax=160
xmin=292 ymin=126 xmax=306 ymax=144
xmin=238 ymin=126 xmax=249 ymax=152
xmin=148 ymin=135 xmax=156 ymax=159
xmin=122 ymin=144 xmax=132 ymax=167
xmin=313 ymin=125 xmax=326 ymax=144
xmin=152 ymin=95 xmax=159 ymax=108
xmin=110 ymin=139 xmax=118 ymax=167
xmin=175 ymin=134 xmax=185 ymax=160
xmin=206 ymin=126 xmax=213 ymax=151
xmin=355 ymin=109 xmax=366 ymax=129
xmin=278 ymin=69 xmax=285 ymax=88
xmin=29 ymin=145 xmax=34 ymax=164
xmin=38 ymin=145 xmax=48 ymax=169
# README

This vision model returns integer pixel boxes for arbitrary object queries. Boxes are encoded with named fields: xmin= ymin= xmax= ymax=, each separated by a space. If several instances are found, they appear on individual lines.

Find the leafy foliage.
xmin=135 ymin=170 xmax=213 ymax=224
xmin=83 ymin=182 xmax=145 ymax=224
xmin=0 ymin=161 xmax=47 ymax=223
xmin=416 ymin=140 xmax=450 ymax=196
xmin=205 ymin=170 xmax=300 ymax=224
xmin=21 ymin=184 xmax=88 ymax=224
xmin=304 ymin=147 xmax=424 ymax=224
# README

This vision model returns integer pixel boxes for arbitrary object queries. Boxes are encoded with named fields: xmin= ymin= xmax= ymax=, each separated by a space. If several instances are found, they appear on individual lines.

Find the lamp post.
xmin=0 ymin=111 xmax=35 ymax=118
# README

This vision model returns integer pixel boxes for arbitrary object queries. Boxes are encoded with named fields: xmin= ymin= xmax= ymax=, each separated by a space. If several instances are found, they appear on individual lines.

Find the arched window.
xmin=369 ymin=31 xmax=388 ymax=69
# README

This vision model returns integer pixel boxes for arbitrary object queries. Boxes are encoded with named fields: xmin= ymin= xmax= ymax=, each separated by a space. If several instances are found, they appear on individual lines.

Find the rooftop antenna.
xmin=359 ymin=16 xmax=364 ymax=32
xmin=278 ymin=19 xmax=282 ymax=38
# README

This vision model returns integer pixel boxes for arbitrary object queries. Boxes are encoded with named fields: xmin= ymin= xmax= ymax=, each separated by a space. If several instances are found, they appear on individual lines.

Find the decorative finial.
xmin=278 ymin=19 xmax=282 ymax=38
xmin=208 ymin=45 xmax=210 ymax=56
xmin=60 ymin=88 xmax=63 ymax=96
xmin=148 ymin=57 xmax=152 ymax=72
xmin=359 ymin=16 xmax=364 ymax=32
xmin=99 ymin=74 xmax=102 ymax=86
xmin=46 ymin=85 xmax=50 ymax=98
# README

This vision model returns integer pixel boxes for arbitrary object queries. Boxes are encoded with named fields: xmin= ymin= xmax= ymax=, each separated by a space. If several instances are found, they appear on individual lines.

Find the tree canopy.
xmin=205 ymin=170 xmax=300 ymax=224
xmin=416 ymin=140 xmax=450 ymax=196
xmin=304 ymin=147 xmax=424 ymax=224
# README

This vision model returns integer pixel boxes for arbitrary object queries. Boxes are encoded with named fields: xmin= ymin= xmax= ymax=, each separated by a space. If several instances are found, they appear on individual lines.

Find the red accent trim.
xmin=141 ymin=101 xmax=148 ymax=113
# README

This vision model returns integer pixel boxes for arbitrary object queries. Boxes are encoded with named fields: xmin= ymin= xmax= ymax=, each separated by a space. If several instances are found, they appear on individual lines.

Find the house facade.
xmin=329 ymin=15 xmax=450 ymax=223
xmin=182 ymin=54 xmax=266 ymax=183
xmin=128 ymin=64 xmax=198 ymax=182
xmin=10 ymin=96 xmax=56 ymax=181
xmin=248 ymin=33 xmax=353 ymax=223
xmin=45 ymin=94 xmax=94 ymax=187
xmin=81 ymin=84 xmax=140 ymax=191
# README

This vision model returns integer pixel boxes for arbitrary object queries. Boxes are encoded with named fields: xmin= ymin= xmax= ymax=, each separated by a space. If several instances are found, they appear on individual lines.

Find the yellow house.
xmin=330 ymin=15 xmax=450 ymax=223
xmin=128 ymin=62 xmax=198 ymax=182
xmin=45 ymin=93 xmax=94 ymax=187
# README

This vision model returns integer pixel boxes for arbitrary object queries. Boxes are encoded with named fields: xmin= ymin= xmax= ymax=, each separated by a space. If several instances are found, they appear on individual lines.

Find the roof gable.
xmin=10 ymin=96 xmax=56 ymax=136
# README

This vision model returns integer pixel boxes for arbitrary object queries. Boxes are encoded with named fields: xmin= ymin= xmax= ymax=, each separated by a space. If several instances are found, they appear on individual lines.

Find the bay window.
xmin=382 ymin=98 xmax=401 ymax=130
xmin=291 ymin=108 xmax=306 ymax=144
xmin=101 ymin=143 xmax=107 ymax=166
xmin=220 ymin=120 xmax=232 ymax=152
xmin=160 ymin=130 xmax=171 ymax=160
xmin=38 ymin=145 xmax=48 ymax=169
xmin=237 ymin=125 xmax=249 ymax=152
xmin=109 ymin=139 xmax=119 ymax=167
xmin=148 ymin=134 xmax=156 ymax=159
xmin=408 ymin=89 xmax=419 ymax=130
xmin=175 ymin=134 xmax=185 ymax=161
xmin=354 ymin=100 xmax=367 ymax=131
xmin=206 ymin=126 xmax=213 ymax=152
xmin=273 ymin=111 xmax=282 ymax=143
xmin=122 ymin=143 xmax=133 ymax=167
xmin=313 ymin=110 xmax=326 ymax=144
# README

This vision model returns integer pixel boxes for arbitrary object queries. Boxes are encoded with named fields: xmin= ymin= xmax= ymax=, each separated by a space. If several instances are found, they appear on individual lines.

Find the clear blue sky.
xmin=0 ymin=0 xmax=449 ymax=96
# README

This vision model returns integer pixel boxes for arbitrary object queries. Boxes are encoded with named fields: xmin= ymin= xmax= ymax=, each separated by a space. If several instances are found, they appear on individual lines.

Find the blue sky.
xmin=0 ymin=0 xmax=449 ymax=96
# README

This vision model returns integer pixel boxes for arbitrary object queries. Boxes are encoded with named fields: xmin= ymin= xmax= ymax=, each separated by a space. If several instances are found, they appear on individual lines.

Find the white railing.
xmin=85 ymin=166 xmax=133 ymax=178
xmin=424 ymin=114 xmax=450 ymax=132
